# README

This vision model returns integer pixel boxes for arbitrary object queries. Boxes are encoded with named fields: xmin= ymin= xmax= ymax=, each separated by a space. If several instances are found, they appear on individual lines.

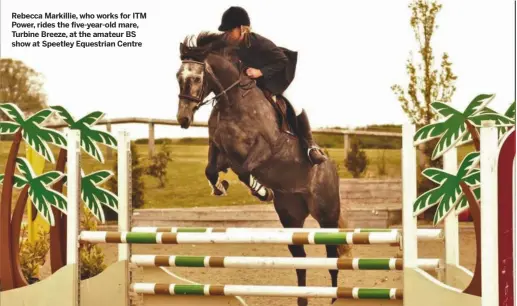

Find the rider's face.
xmin=226 ymin=27 xmax=242 ymax=44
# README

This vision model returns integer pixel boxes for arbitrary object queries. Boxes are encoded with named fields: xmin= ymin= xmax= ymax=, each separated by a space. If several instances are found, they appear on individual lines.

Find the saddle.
xmin=262 ymin=91 xmax=297 ymax=136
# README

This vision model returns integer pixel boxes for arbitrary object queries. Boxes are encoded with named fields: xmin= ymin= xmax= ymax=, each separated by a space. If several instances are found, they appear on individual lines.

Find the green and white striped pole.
xmin=131 ymin=226 xmax=443 ymax=241
xmin=131 ymin=255 xmax=440 ymax=271
xmin=79 ymin=231 xmax=400 ymax=245
xmin=131 ymin=283 xmax=403 ymax=300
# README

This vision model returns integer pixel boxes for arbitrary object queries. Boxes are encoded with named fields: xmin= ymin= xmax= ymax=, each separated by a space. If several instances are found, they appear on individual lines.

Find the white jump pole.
xmin=402 ymin=123 xmax=418 ymax=271
xmin=443 ymin=144 xmax=460 ymax=283
xmin=480 ymin=121 xmax=499 ymax=305
xmin=117 ymin=131 xmax=131 ymax=306
xmin=66 ymin=129 xmax=81 ymax=306
xmin=118 ymin=131 xmax=131 ymax=261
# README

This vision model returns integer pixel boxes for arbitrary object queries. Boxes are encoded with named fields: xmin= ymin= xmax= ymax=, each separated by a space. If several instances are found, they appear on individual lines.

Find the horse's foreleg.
xmin=274 ymin=193 xmax=309 ymax=306
xmin=205 ymin=142 xmax=229 ymax=196
xmin=319 ymin=221 xmax=341 ymax=304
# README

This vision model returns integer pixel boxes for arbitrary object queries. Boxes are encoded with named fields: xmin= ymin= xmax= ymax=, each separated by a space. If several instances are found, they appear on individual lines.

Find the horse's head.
xmin=176 ymin=55 xmax=209 ymax=128
xmin=176 ymin=32 xmax=238 ymax=129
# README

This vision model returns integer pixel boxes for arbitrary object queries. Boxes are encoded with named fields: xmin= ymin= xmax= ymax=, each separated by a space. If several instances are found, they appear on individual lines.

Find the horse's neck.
xmin=209 ymin=55 xmax=277 ymax=129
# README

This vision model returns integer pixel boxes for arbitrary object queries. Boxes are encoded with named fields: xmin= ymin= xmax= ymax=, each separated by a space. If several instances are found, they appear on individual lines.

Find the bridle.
xmin=178 ymin=59 xmax=254 ymax=111
xmin=178 ymin=59 xmax=241 ymax=111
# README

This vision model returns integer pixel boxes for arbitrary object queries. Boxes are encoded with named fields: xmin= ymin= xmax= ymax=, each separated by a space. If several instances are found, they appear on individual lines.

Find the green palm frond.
xmin=80 ymin=136 xmax=104 ymax=162
xmin=455 ymin=132 xmax=472 ymax=147
xmin=462 ymin=170 xmax=480 ymax=187
xmin=421 ymin=168 xmax=454 ymax=185
xmin=0 ymin=103 xmax=26 ymax=124
xmin=38 ymin=127 xmax=67 ymax=149
xmin=413 ymin=176 xmax=462 ymax=225
xmin=469 ymin=112 xmax=515 ymax=127
xmin=75 ymin=111 xmax=105 ymax=126
xmin=413 ymin=122 xmax=446 ymax=145
xmin=431 ymin=119 xmax=468 ymax=160
xmin=26 ymin=109 xmax=53 ymax=125
xmin=28 ymin=184 xmax=67 ymax=226
xmin=34 ymin=171 xmax=65 ymax=187
xmin=51 ymin=106 xmax=117 ymax=163
xmin=413 ymin=186 xmax=445 ymax=216
xmin=81 ymin=170 xmax=118 ymax=222
xmin=463 ymin=94 xmax=495 ymax=117
xmin=433 ymin=184 xmax=462 ymax=225
xmin=21 ymin=129 xmax=55 ymax=163
xmin=456 ymin=152 xmax=480 ymax=178
xmin=0 ymin=174 xmax=28 ymax=188
xmin=0 ymin=122 xmax=20 ymax=134
xmin=89 ymin=130 xmax=117 ymax=149
xmin=505 ymin=101 xmax=515 ymax=119
xmin=15 ymin=157 xmax=36 ymax=181
xmin=49 ymin=106 xmax=76 ymax=126
xmin=431 ymin=102 xmax=463 ymax=119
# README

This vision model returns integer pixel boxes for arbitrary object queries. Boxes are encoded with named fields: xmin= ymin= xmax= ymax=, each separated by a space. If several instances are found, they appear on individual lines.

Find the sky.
xmin=1 ymin=0 xmax=515 ymax=139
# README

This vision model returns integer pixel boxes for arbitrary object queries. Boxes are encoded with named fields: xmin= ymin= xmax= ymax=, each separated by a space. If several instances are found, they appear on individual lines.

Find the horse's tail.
xmin=337 ymin=211 xmax=352 ymax=257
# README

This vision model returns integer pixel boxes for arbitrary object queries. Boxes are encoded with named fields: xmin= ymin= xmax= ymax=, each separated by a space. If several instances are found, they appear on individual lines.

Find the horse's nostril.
xmin=178 ymin=117 xmax=190 ymax=128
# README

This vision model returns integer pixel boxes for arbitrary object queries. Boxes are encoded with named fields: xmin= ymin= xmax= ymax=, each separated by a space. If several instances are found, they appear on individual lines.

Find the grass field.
xmin=0 ymin=140 xmax=473 ymax=209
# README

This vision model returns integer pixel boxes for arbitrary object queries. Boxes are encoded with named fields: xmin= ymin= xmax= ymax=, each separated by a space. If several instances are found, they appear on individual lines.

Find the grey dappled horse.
xmin=175 ymin=32 xmax=348 ymax=306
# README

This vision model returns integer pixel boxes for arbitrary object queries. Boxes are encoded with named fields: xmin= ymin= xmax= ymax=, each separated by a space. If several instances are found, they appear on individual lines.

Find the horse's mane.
xmin=180 ymin=31 xmax=235 ymax=61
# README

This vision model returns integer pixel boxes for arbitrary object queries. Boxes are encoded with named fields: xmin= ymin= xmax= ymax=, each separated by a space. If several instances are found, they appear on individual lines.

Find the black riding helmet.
xmin=218 ymin=6 xmax=250 ymax=31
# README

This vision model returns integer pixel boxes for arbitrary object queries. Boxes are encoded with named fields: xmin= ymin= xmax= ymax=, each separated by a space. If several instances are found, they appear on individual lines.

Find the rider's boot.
xmin=296 ymin=110 xmax=328 ymax=165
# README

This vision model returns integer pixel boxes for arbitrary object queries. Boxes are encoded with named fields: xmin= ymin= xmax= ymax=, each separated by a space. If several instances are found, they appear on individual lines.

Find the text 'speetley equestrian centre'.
xmin=37 ymin=40 xmax=143 ymax=48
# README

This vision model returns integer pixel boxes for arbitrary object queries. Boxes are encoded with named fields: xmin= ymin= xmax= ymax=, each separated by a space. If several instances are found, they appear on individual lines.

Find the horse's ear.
xmin=180 ymin=43 xmax=187 ymax=56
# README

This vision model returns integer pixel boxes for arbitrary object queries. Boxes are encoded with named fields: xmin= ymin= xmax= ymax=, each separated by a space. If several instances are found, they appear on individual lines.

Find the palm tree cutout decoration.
xmin=412 ymin=94 xmax=515 ymax=296
xmin=46 ymin=106 xmax=117 ymax=273
xmin=0 ymin=158 xmax=67 ymax=225
xmin=62 ymin=170 xmax=118 ymax=223
xmin=0 ymin=103 xmax=118 ymax=291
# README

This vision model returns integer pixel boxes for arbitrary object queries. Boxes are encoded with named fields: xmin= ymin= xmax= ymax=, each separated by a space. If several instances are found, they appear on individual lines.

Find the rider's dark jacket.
xmin=236 ymin=33 xmax=298 ymax=95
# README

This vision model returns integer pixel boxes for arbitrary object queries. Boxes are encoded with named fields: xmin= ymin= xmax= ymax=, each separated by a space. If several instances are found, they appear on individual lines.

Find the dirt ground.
xmin=98 ymin=225 xmax=476 ymax=306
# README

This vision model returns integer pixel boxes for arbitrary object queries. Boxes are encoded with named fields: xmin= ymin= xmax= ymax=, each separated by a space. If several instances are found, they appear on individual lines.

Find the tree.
xmin=392 ymin=0 xmax=457 ymax=125
xmin=344 ymin=138 xmax=368 ymax=178
xmin=146 ymin=143 xmax=172 ymax=187
xmin=392 ymin=0 xmax=458 ymax=219
xmin=0 ymin=59 xmax=48 ymax=119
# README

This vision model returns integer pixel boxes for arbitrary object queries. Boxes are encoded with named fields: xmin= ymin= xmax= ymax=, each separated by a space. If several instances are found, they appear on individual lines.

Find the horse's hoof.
xmin=221 ymin=180 xmax=230 ymax=190
xmin=251 ymin=187 xmax=274 ymax=202
xmin=210 ymin=180 xmax=230 ymax=196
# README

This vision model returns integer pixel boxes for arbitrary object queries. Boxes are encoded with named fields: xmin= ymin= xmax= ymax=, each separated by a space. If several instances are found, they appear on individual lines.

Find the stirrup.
xmin=307 ymin=146 xmax=327 ymax=164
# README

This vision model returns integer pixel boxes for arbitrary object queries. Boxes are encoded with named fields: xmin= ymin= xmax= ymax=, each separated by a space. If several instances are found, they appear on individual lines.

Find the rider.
xmin=218 ymin=6 xmax=327 ymax=165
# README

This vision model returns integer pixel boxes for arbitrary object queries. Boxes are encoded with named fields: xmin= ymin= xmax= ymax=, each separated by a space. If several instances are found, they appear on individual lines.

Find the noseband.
xmin=178 ymin=59 xmax=241 ymax=111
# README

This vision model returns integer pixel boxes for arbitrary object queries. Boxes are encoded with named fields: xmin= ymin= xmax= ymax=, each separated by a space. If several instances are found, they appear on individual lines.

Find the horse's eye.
xmin=194 ymin=77 xmax=201 ymax=83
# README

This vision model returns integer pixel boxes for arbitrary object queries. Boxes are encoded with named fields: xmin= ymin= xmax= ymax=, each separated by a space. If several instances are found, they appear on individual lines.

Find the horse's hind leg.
xmin=205 ymin=142 xmax=229 ymax=196
xmin=273 ymin=192 xmax=309 ymax=306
